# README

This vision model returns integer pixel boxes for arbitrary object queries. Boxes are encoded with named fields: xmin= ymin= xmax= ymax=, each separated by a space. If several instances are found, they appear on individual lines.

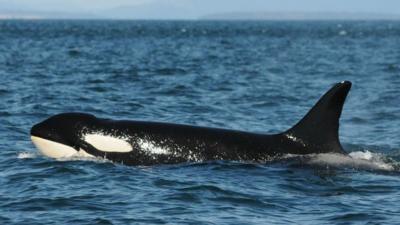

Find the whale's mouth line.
xmin=31 ymin=136 xmax=78 ymax=159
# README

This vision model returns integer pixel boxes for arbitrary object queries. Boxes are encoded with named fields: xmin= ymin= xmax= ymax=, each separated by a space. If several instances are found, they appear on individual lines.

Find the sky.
xmin=1 ymin=0 xmax=400 ymax=19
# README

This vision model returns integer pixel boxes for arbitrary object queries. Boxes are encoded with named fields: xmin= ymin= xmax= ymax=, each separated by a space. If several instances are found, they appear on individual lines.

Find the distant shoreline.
xmin=201 ymin=11 xmax=400 ymax=21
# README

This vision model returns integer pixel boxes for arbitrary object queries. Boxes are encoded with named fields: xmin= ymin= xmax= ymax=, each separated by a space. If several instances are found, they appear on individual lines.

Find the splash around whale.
xmin=31 ymin=81 xmax=352 ymax=166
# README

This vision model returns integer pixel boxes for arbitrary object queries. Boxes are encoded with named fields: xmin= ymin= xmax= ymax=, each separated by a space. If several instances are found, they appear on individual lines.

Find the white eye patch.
xmin=84 ymin=133 xmax=132 ymax=153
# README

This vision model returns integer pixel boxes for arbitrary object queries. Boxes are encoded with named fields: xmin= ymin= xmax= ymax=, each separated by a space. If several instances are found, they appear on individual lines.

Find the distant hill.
xmin=0 ymin=0 xmax=99 ymax=19
xmin=0 ymin=10 xmax=96 ymax=19
xmin=0 ymin=1 xmax=195 ymax=20
xmin=201 ymin=12 xmax=400 ymax=20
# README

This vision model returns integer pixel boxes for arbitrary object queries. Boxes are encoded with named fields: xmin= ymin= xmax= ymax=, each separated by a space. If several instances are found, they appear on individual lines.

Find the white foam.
xmin=137 ymin=139 xmax=169 ymax=155
xmin=349 ymin=151 xmax=374 ymax=160
xmin=306 ymin=151 xmax=394 ymax=171
xmin=54 ymin=148 xmax=106 ymax=162
xmin=56 ymin=153 xmax=109 ymax=163
xmin=18 ymin=152 xmax=37 ymax=159
xmin=84 ymin=133 xmax=132 ymax=153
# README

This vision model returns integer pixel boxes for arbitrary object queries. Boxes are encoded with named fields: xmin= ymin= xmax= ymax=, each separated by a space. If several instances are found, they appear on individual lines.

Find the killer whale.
xmin=30 ymin=81 xmax=351 ymax=166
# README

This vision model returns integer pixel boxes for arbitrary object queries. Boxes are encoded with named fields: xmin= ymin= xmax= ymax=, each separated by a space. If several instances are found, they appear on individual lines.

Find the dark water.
xmin=0 ymin=20 xmax=400 ymax=224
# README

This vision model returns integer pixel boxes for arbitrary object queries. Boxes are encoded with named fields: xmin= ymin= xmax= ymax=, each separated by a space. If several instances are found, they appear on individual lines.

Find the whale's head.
xmin=30 ymin=113 xmax=96 ymax=158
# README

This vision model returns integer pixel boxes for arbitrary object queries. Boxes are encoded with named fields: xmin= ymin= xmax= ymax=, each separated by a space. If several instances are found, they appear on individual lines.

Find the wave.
xmin=17 ymin=150 xmax=111 ymax=164
xmin=17 ymin=152 xmax=38 ymax=159
xmin=284 ymin=151 xmax=397 ymax=172
xmin=22 ymin=149 xmax=399 ymax=172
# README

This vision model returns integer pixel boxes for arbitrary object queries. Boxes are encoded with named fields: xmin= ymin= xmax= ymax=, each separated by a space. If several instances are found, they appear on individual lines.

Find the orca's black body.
xmin=31 ymin=81 xmax=351 ymax=166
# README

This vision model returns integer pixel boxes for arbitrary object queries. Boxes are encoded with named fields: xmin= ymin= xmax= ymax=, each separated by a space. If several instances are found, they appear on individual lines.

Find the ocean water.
xmin=0 ymin=20 xmax=400 ymax=224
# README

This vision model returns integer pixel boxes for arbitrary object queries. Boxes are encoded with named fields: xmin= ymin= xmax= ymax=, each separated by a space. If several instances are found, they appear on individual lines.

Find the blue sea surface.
xmin=0 ymin=20 xmax=399 ymax=224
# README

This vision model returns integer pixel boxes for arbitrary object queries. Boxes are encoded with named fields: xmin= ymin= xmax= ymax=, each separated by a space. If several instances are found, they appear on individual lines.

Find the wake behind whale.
xmin=31 ymin=81 xmax=351 ymax=166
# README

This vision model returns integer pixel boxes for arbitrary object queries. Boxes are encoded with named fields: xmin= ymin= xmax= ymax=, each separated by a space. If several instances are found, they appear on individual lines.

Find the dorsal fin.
xmin=284 ymin=81 xmax=352 ymax=153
